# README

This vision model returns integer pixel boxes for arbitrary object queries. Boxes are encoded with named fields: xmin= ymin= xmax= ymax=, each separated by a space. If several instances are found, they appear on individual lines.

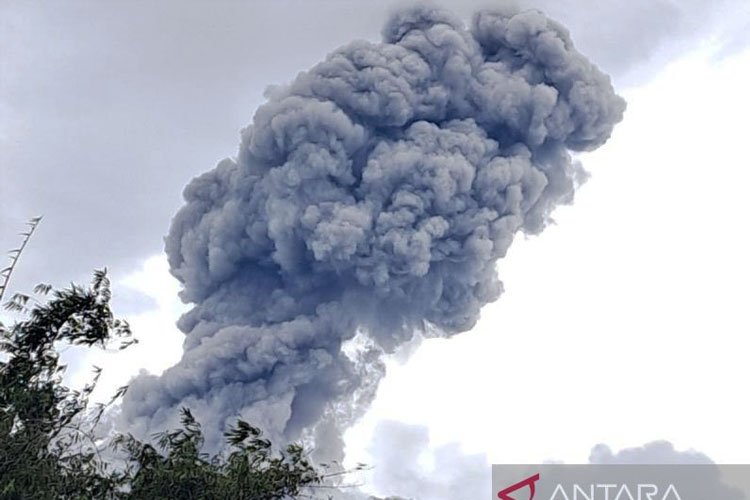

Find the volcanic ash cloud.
xmin=121 ymin=5 xmax=625 ymax=458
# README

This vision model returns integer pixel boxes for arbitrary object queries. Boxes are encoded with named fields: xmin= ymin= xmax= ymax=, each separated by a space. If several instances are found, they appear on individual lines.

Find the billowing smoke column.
xmin=121 ymin=5 xmax=625 ymax=458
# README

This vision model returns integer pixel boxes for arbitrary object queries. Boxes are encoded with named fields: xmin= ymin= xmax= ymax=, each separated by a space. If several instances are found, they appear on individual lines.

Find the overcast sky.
xmin=2 ymin=1 xmax=750 ymax=499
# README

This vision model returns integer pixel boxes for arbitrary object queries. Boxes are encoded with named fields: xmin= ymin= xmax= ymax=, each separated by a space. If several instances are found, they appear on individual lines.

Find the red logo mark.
xmin=498 ymin=473 xmax=540 ymax=500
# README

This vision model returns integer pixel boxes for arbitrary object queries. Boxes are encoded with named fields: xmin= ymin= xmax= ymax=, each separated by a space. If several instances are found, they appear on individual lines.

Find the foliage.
xmin=0 ymin=219 xmax=332 ymax=499
xmin=0 ymin=269 xmax=135 ymax=499
xmin=112 ymin=409 xmax=321 ymax=500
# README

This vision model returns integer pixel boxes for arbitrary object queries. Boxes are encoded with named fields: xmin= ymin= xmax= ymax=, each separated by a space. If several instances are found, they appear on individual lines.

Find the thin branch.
xmin=0 ymin=216 xmax=43 ymax=303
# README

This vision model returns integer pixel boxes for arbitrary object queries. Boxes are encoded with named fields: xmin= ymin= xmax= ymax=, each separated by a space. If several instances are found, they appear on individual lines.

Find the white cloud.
xmin=64 ymin=254 xmax=186 ymax=404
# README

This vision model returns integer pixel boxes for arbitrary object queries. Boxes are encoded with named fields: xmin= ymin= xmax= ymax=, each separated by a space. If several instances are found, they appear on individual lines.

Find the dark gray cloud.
xmin=119 ymin=4 xmax=624 ymax=458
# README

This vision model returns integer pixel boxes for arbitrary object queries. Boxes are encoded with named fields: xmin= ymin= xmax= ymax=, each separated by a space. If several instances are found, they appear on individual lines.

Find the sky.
xmin=2 ymin=1 xmax=750 ymax=499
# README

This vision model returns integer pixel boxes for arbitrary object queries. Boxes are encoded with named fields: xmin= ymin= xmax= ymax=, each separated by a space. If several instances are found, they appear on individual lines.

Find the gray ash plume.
xmin=121 ymin=4 xmax=625 ymax=460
